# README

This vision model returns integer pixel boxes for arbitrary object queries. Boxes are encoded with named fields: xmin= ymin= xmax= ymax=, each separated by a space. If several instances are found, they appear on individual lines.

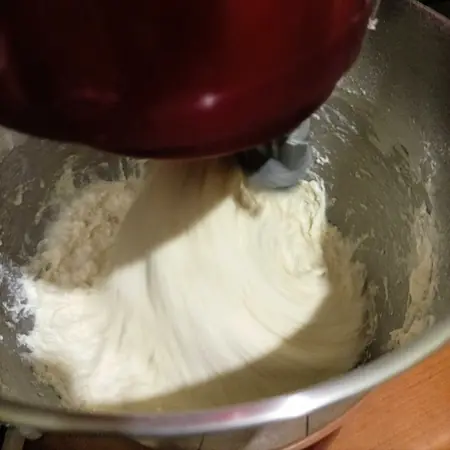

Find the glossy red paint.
xmin=0 ymin=1 xmax=371 ymax=158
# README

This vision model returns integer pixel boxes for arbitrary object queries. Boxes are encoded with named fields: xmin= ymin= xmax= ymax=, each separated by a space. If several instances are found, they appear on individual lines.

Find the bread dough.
xmin=23 ymin=159 xmax=367 ymax=412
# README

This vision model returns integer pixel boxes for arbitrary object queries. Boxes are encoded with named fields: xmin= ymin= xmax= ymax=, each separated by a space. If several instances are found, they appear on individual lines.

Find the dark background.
xmin=422 ymin=0 xmax=450 ymax=16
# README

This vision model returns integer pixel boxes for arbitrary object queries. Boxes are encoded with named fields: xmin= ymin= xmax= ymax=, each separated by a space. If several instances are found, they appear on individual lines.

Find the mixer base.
xmin=1 ymin=427 xmax=25 ymax=450
xmin=0 ymin=426 xmax=43 ymax=450
xmin=1 ymin=399 xmax=361 ymax=450
xmin=3 ymin=423 xmax=341 ymax=450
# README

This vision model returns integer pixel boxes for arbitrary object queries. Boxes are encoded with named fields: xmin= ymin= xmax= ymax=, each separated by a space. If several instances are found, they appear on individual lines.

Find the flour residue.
xmin=388 ymin=205 xmax=438 ymax=349
xmin=1 ymin=155 xmax=145 ymax=330
xmin=0 ymin=262 xmax=28 ymax=327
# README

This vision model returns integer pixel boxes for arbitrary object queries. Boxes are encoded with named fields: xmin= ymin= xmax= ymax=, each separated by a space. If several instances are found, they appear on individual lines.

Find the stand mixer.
xmin=3 ymin=1 xmax=450 ymax=449
xmin=0 ymin=2 xmax=394 ymax=450
xmin=0 ymin=0 xmax=374 ymax=186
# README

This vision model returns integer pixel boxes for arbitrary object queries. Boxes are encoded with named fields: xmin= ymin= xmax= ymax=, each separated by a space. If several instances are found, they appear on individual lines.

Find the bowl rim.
xmin=1 ymin=317 xmax=449 ymax=436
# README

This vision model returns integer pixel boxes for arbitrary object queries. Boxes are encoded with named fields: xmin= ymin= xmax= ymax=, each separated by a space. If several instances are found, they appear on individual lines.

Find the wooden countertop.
xmin=315 ymin=343 xmax=450 ymax=450
xmin=25 ymin=344 xmax=450 ymax=450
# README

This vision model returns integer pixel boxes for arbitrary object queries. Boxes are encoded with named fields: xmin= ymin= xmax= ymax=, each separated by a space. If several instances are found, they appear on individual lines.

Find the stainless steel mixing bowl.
xmin=1 ymin=1 xmax=450 ymax=449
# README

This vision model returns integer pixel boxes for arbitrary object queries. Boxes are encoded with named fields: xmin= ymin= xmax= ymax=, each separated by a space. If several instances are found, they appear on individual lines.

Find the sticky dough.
xmin=23 ymin=159 xmax=367 ymax=412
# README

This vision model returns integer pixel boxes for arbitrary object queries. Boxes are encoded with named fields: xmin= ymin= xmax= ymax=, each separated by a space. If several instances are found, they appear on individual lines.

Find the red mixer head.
xmin=0 ymin=0 xmax=372 ymax=159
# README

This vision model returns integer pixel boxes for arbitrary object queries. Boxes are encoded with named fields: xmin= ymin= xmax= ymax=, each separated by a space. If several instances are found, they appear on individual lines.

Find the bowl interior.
xmin=1 ymin=0 xmax=449 ymax=414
